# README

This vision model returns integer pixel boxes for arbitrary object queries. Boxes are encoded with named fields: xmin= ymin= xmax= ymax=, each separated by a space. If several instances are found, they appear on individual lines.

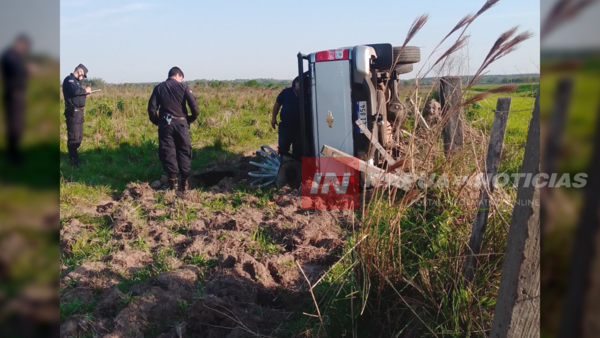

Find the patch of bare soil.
xmin=60 ymin=171 xmax=354 ymax=337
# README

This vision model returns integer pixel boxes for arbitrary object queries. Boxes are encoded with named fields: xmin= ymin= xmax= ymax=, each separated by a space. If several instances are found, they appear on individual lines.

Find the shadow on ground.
xmin=60 ymin=139 xmax=241 ymax=192
xmin=0 ymin=142 xmax=60 ymax=190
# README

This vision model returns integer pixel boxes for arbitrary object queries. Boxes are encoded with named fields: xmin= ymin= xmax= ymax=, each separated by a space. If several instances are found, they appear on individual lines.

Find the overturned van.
xmin=296 ymin=43 xmax=420 ymax=163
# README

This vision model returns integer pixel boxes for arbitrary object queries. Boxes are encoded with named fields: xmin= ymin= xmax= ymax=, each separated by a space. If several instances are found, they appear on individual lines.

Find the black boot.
xmin=68 ymin=148 xmax=80 ymax=167
xmin=7 ymin=134 xmax=22 ymax=165
xmin=179 ymin=175 xmax=189 ymax=193
xmin=168 ymin=173 xmax=178 ymax=191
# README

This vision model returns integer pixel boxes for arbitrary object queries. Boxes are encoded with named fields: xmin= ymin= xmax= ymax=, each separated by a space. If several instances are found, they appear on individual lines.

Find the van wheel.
xmin=392 ymin=46 xmax=420 ymax=64
xmin=395 ymin=63 xmax=413 ymax=75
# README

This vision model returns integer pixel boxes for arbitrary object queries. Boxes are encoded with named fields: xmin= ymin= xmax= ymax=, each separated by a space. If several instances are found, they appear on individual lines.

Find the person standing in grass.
xmin=271 ymin=76 xmax=301 ymax=159
xmin=62 ymin=64 xmax=92 ymax=167
xmin=1 ymin=35 xmax=31 ymax=165
xmin=147 ymin=67 xmax=199 ymax=192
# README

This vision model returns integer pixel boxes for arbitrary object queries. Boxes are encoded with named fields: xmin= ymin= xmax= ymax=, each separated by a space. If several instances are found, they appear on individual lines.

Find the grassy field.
xmin=60 ymin=84 xmax=279 ymax=205
xmin=59 ymin=80 xmax=538 ymax=337
xmin=0 ymin=63 xmax=60 ymax=334
xmin=466 ymin=83 xmax=539 ymax=175
xmin=538 ymin=71 xmax=600 ymax=338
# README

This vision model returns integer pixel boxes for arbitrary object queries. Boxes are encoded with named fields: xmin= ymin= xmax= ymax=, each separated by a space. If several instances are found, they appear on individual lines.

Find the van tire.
xmin=392 ymin=46 xmax=420 ymax=64
xmin=395 ymin=63 xmax=413 ymax=75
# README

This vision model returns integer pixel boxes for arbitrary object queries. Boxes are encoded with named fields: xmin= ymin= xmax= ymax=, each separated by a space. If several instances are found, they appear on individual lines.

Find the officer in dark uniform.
xmin=1 ymin=35 xmax=31 ymax=164
xmin=62 ymin=64 xmax=92 ymax=167
xmin=271 ymin=76 xmax=301 ymax=159
xmin=147 ymin=67 xmax=199 ymax=192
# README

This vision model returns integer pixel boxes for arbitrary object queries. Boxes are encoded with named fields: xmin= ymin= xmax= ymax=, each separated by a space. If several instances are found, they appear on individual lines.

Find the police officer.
xmin=147 ymin=67 xmax=199 ymax=192
xmin=271 ymin=76 xmax=301 ymax=159
xmin=62 ymin=64 xmax=92 ymax=167
xmin=1 ymin=35 xmax=31 ymax=164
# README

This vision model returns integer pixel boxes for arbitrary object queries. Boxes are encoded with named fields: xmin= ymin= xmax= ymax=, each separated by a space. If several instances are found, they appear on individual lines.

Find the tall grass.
xmin=58 ymin=2 xmax=538 ymax=335
xmin=305 ymin=1 xmax=536 ymax=336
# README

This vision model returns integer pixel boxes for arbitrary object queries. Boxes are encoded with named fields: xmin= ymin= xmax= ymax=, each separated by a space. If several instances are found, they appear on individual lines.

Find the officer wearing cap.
xmin=147 ymin=67 xmax=199 ymax=192
xmin=62 ymin=64 xmax=92 ymax=167
xmin=1 ymin=34 xmax=31 ymax=164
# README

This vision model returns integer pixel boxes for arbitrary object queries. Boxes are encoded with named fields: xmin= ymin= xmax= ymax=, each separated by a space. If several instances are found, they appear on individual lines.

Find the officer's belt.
xmin=163 ymin=115 xmax=187 ymax=121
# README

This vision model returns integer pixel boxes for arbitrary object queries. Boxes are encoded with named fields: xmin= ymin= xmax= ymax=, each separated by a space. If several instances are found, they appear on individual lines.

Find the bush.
xmin=85 ymin=77 xmax=106 ymax=88
xmin=243 ymin=80 xmax=259 ymax=87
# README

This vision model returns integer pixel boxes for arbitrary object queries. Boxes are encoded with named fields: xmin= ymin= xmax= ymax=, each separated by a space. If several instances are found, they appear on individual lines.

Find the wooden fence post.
xmin=463 ymin=97 xmax=512 ymax=282
xmin=439 ymin=76 xmax=464 ymax=154
xmin=542 ymin=78 xmax=573 ymax=233
xmin=558 ymin=90 xmax=600 ymax=338
xmin=543 ymin=77 xmax=573 ymax=176
xmin=490 ymin=92 xmax=540 ymax=338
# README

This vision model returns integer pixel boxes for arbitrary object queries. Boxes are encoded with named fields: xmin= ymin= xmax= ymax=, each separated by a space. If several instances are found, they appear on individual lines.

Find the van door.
xmin=312 ymin=53 xmax=354 ymax=157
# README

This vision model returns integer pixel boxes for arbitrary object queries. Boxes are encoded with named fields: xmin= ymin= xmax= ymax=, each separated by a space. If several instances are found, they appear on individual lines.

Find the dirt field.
xmin=60 ymin=152 xmax=355 ymax=338
xmin=59 ymin=78 xmax=538 ymax=336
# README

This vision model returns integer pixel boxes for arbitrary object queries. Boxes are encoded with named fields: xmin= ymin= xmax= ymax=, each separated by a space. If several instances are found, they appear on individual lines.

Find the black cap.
xmin=77 ymin=64 xmax=89 ymax=78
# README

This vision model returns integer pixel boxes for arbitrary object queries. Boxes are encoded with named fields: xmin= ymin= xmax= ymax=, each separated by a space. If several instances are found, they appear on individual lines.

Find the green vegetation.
xmin=184 ymin=253 xmax=217 ymax=269
xmin=404 ymin=73 xmax=540 ymax=86
xmin=540 ymin=73 xmax=600 ymax=174
xmin=287 ymin=185 xmax=509 ymax=336
xmin=61 ymin=222 xmax=116 ymax=270
xmin=466 ymin=82 xmax=539 ymax=175
xmin=539 ymin=70 xmax=600 ymax=337
xmin=89 ymin=78 xmax=291 ymax=88
xmin=60 ymin=84 xmax=280 ymax=197
xmin=289 ymin=82 xmax=537 ymax=336
xmin=116 ymin=246 xmax=178 ymax=294
xmin=59 ymin=80 xmax=537 ymax=336
xmin=200 ymin=185 xmax=277 ymax=212
xmin=247 ymin=227 xmax=281 ymax=259
xmin=60 ymin=299 xmax=97 ymax=322
xmin=0 ymin=63 xmax=61 ymax=335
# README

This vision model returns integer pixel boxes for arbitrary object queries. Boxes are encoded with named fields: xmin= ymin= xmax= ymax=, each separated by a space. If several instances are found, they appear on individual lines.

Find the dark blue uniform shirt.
xmin=1 ymin=49 xmax=28 ymax=90
xmin=276 ymin=87 xmax=300 ymax=126
xmin=62 ymin=73 xmax=88 ymax=109
xmin=147 ymin=78 xmax=199 ymax=126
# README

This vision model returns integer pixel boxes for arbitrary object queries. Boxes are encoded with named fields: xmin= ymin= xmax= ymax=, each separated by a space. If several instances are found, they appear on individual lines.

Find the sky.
xmin=1 ymin=0 xmax=59 ymax=58
xmin=541 ymin=0 xmax=600 ymax=50
xmin=60 ymin=0 xmax=541 ymax=83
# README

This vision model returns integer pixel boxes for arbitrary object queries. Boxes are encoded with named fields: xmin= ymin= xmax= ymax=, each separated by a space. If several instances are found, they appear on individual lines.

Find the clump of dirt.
xmin=96 ymin=288 xmax=125 ymax=316
xmin=60 ymin=218 xmax=85 ymax=258
xmin=96 ymin=201 xmax=117 ymax=214
xmin=266 ymin=254 xmax=300 ymax=287
xmin=60 ymin=167 xmax=353 ymax=337
xmin=120 ymin=182 xmax=155 ymax=202
xmin=209 ymin=176 xmax=236 ymax=193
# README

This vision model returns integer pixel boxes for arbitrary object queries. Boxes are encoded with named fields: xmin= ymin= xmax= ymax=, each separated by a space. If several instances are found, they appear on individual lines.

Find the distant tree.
xmin=244 ymin=80 xmax=259 ymax=87
xmin=501 ymin=77 xmax=510 ymax=84
xmin=85 ymin=77 xmax=106 ymax=88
